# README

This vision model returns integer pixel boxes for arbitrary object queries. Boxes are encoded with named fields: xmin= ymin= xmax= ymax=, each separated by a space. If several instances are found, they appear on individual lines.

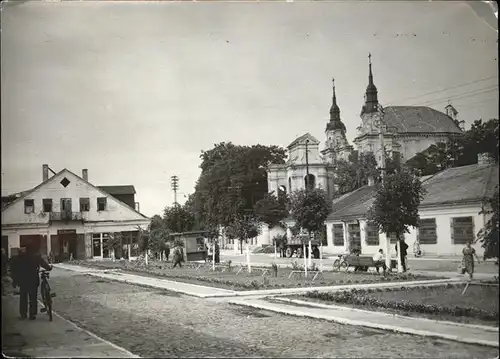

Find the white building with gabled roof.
xmin=1 ymin=165 xmax=150 ymax=261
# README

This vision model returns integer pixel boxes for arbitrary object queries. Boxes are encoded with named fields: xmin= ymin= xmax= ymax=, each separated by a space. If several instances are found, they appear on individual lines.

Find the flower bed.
xmin=298 ymin=283 xmax=499 ymax=326
xmin=69 ymin=259 xmax=441 ymax=291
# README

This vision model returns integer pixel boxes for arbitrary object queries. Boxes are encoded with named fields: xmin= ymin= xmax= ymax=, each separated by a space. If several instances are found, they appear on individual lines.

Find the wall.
xmin=324 ymin=204 xmax=486 ymax=257
xmin=1 ymin=170 xmax=147 ymax=225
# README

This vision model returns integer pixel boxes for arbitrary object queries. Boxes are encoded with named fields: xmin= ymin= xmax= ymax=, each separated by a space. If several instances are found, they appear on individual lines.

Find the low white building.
xmin=324 ymin=162 xmax=498 ymax=258
xmin=1 ymin=165 xmax=150 ymax=260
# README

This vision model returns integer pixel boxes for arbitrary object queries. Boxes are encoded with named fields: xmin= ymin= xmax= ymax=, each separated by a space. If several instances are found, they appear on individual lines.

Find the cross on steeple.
xmin=368 ymin=52 xmax=372 ymax=65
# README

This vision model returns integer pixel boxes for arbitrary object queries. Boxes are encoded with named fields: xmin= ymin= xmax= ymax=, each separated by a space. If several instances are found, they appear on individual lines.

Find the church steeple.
xmin=326 ymin=78 xmax=346 ymax=132
xmin=361 ymin=53 xmax=379 ymax=115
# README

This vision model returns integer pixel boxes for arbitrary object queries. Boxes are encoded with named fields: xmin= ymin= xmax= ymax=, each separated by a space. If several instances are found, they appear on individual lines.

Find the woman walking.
xmin=461 ymin=241 xmax=480 ymax=280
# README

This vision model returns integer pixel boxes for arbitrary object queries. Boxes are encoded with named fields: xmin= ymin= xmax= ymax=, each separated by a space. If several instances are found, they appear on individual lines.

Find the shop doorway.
xmin=57 ymin=229 xmax=77 ymax=261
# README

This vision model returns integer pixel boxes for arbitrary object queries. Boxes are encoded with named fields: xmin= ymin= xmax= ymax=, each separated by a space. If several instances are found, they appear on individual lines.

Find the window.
xmin=60 ymin=177 xmax=71 ymax=188
xmin=365 ymin=224 xmax=380 ymax=246
xmin=418 ymin=218 xmax=437 ymax=244
xmin=304 ymin=174 xmax=316 ymax=190
xmin=42 ymin=199 xmax=53 ymax=213
xmin=80 ymin=198 xmax=90 ymax=212
xmin=196 ymin=237 xmax=205 ymax=251
xmin=333 ymin=224 xmax=344 ymax=246
xmin=288 ymin=178 xmax=292 ymax=193
xmin=97 ymin=197 xmax=107 ymax=211
xmin=348 ymin=223 xmax=361 ymax=249
xmin=451 ymin=217 xmax=474 ymax=245
xmin=24 ymin=199 xmax=34 ymax=214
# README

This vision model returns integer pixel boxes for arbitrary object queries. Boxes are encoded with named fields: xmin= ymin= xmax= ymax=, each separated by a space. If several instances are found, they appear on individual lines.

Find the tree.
xmin=405 ymin=119 xmax=499 ymax=175
xmin=191 ymin=142 xmax=286 ymax=230
xmin=163 ymin=204 xmax=195 ymax=233
xmin=103 ymin=232 xmax=123 ymax=260
xmin=288 ymin=188 xmax=332 ymax=239
xmin=367 ymin=168 xmax=426 ymax=271
xmin=335 ymin=151 xmax=379 ymax=195
xmin=254 ymin=192 xmax=288 ymax=241
xmin=224 ymin=213 xmax=261 ymax=254
xmin=477 ymin=185 xmax=499 ymax=260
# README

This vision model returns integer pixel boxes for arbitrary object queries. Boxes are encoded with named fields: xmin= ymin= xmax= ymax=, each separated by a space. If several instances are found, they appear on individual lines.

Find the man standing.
xmin=11 ymin=244 xmax=52 ymax=320
xmin=372 ymin=249 xmax=387 ymax=275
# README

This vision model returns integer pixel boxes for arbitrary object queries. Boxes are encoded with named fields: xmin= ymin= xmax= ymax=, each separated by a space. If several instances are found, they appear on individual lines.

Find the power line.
xmin=410 ymin=87 xmax=498 ymax=107
xmin=383 ymin=76 xmax=497 ymax=106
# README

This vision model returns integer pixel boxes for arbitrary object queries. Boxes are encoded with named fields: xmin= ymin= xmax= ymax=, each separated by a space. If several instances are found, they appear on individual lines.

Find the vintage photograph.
xmin=1 ymin=1 xmax=498 ymax=358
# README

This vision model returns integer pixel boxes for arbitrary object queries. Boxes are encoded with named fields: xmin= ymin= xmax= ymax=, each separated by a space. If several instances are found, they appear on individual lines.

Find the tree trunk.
xmin=303 ymin=242 xmax=307 ymax=278
xmin=308 ymin=233 xmax=313 ymax=267
xmin=397 ymin=235 xmax=403 ymax=273
xmin=240 ymin=239 xmax=243 ymax=255
xmin=320 ymin=241 xmax=323 ymax=272
xmin=246 ymin=240 xmax=251 ymax=274
xmin=385 ymin=233 xmax=391 ymax=271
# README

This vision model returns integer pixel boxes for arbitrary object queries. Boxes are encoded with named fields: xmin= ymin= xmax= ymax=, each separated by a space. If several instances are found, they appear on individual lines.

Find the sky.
xmin=1 ymin=1 xmax=498 ymax=218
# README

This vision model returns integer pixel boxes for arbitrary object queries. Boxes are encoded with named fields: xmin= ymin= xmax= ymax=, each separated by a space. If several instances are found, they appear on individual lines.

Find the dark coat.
xmin=11 ymin=252 xmax=51 ymax=288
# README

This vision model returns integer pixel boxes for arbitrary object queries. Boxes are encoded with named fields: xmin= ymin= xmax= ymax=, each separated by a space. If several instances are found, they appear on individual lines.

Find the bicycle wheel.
xmin=41 ymin=282 xmax=53 ymax=321
xmin=333 ymin=259 xmax=341 ymax=271
xmin=339 ymin=261 xmax=348 ymax=271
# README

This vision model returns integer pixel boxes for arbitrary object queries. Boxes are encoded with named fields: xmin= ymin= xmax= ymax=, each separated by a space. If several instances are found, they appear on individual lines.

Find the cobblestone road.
xmin=48 ymin=269 xmax=498 ymax=358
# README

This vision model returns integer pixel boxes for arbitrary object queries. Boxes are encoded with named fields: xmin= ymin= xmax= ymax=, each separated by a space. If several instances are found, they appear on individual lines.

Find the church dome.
xmin=382 ymin=106 xmax=463 ymax=134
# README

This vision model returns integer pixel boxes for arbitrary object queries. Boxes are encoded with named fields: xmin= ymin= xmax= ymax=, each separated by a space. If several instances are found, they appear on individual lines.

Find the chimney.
xmin=368 ymin=176 xmax=375 ymax=186
xmin=82 ymin=169 xmax=88 ymax=181
xmin=42 ymin=164 xmax=49 ymax=182
xmin=135 ymin=202 xmax=140 ymax=212
xmin=477 ymin=153 xmax=495 ymax=165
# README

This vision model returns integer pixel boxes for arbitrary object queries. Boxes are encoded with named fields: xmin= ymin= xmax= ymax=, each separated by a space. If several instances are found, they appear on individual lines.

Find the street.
xmin=5 ymin=267 xmax=495 ymax=358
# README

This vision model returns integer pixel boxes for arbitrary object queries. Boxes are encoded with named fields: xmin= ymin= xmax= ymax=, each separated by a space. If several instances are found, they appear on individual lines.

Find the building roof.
xmin=382 ymin=106 xmax=463 ymax=134
xmin=1 ymin=169 xmax=147 ymax=219
xmin=327 ymin=163 xmax=498 ymax=221
xmin=98 ymin=185 xmax=136 ymax=195
xmin=287 ymin=133 xmax=320 ymax=149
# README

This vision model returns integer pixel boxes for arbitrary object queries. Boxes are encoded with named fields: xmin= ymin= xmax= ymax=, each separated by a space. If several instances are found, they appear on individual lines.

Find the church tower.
xmin=322 ymin=79 xmax=353 ymax=164
xmin=360 ymin=53 xmax=379 ymax=116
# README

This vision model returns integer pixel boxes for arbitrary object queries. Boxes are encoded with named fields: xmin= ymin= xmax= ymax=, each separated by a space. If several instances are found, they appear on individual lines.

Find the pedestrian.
xmin=372 ymin=249 xmax=387 ymax=275
xmin=395 ymin=239 xmax=409 ymax=272
xmin=214 ymin=241 xmax=220 ymax=264
xmin=172 ymin=245 xmax=184 ymax=268
xmin=164 ymin=243 xmax=170 ymax=262
xmin=279 ymin=241 xmax=285 ymax=258
xmin=461 ymin=241 xmax=480 ymax=280
xmin=11 ymin=244 xmax=52 ymax=320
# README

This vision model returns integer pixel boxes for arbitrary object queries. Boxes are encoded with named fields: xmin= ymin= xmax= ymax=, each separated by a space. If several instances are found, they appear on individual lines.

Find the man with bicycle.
xmin=11 ymin=243 xmax=52 ymax=320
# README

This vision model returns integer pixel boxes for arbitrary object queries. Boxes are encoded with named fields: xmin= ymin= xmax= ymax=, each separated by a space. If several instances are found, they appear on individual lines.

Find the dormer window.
xmin=24 ymin=199 xmax=35 ymax=214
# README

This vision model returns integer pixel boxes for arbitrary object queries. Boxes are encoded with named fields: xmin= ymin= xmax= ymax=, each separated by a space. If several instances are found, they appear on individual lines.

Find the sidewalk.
xmin=228 ymin=297 xmax=499 ymax=348
xmin=55 ymin=263 xmax=463 ymax=299
xmin=1 ymin=294 xmax=138 ymax=358
xmin=54 ymin=263 xmax=238 ymax=298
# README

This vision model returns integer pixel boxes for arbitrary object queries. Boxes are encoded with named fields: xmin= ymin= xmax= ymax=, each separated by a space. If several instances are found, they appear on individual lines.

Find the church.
xmin=267 ymin=55 xmax=464 ymax=201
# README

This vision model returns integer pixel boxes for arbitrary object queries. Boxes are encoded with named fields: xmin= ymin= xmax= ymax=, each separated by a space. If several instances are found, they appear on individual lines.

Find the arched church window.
xmin=304 ymin=174 xmax=316 ymax=190
xmin=288 ymin=177 xmax=292 ymax=193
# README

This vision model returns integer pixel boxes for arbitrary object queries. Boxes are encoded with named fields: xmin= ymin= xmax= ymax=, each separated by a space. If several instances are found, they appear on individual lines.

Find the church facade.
xmin=268 ymin=55 xmax=465 ymax=199
xmin=259 ymin=55 xmax=465 ymax=250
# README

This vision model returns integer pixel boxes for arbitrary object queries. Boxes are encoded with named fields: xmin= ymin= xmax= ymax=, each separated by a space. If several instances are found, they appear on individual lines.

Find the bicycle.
xmin=333 ymin=253 xmax=349 ymax=271
xmin=39 ymin=268 xmax=55 ymax=321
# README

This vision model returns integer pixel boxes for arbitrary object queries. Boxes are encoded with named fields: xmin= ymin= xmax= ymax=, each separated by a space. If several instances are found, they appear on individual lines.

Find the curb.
xmin=201 ymin=278 xmax=466 ymax=298
xmin=54 ymin=264 xmax=237 ymax=298
xmin=272 ymin=297 xmax=500 ymax=332
xmin=228 ymin=299 xmax=499 ymax=348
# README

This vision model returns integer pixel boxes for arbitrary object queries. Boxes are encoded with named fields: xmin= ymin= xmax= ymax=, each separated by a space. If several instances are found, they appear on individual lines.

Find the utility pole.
xmin=171 ymin=175 xmax=179 ymax=206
